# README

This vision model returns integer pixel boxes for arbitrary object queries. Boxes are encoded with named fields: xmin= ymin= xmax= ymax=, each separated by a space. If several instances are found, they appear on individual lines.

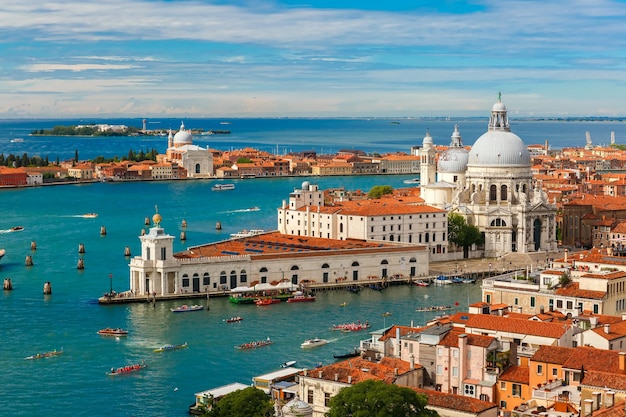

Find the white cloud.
xmin=22 ymin=63 xmax=141 ymax=72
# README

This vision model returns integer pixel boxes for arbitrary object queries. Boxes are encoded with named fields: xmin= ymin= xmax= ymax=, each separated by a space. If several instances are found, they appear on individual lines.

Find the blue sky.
xmin=2 ymin=0 xmax=626 ymax=118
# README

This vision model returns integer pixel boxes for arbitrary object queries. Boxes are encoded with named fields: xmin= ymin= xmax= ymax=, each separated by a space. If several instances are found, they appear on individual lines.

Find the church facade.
xmin=162 ymin=122 xmax=213 ymax=178
xmin=420 ymin=96 xmax=558 ymax=258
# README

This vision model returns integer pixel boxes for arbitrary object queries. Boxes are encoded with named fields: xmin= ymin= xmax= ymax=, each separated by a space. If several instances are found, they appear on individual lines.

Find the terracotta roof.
xmin=532 ymin=345 xmax=575 ymax=365
xmin=561 ymin=346 xmax=623 ymax=372
xmin=554 ymin=283 xmax=606 ymax=299
xmin=412 ymin=388 xmax=497 ymax=413
xmin=499 ymin=365 xmax=529 ymax=384
xmin=582 ymin=370 xmax=626 ymax=391
xmin=465 ymin=315 xmax=568 ymax=338
xmin=590 ymin=320 xmax=626 ymax=341
xmin=304 ymin=357 xmax=419 ymax=385
xmin=438 ymin=329 xmax=496 ymax=348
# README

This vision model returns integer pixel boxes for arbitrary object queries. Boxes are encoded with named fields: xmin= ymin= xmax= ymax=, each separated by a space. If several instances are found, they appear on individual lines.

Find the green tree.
xmin=236 ymin=157 xmax=252 ymax=164
xmin=448 ymin=212 xmax=484 ymax=258
xmin=368 ymin=185 xmax=393 ymax=199
xmin=326 ymin=380 xmax=438 ymax=417
xmin=202 ymin=386 xmax=273 ymax=417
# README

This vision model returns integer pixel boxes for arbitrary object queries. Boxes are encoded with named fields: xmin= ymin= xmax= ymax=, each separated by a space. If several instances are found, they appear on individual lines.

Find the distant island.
xmin=30 ymin=124 xmax=230 ymax=137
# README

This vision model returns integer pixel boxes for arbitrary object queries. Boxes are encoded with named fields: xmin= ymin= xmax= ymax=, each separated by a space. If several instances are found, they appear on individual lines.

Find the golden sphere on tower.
xmin=152 ymin=213 xmax=162 ymax=225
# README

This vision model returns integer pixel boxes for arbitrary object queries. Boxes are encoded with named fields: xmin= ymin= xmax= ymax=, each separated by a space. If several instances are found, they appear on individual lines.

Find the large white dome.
xmin=468 ymin=130 xmax=530 ymax=166
xmin=173 ymin=121 xmax=192 ymax=144
xmin=439 ymin=147 xmax=469 ymax=172
xmin=467 ymin=95 xmax=530 ymax=167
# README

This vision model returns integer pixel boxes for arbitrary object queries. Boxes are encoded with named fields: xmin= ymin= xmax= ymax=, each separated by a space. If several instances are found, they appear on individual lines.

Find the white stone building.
xmin=277 ymin=181 xmax=449 ymax=260
xmin=420 ymin=96 xmax=558 ymax=257
xmin=164 ymin=122 xmax=213 ymax=178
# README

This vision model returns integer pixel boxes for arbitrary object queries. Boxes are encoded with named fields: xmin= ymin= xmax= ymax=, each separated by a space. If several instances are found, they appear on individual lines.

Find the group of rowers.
xmin=110 ymin=363 xmax=144 ymax=374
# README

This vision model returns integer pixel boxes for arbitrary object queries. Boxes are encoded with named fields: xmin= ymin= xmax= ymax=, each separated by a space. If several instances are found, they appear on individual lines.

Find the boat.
xmin=369 ymin=284 xmax=384 ymax=291
xmin=462 ymin=277 xmax=476 ymax=284
xmin=211 ymin=183 xmax=235 ymax=191
xmin=255 ymin=298 xmax=281 ymax=306
xmin=81 ymin=213 xmax=98 ymax=218
xmin=415 ymin=305 xmax=452 ymax=312
xmin=170 ymin=304 xmax=204 ymax=312
xmin=281 ymin=360 xmax=297 ymax=368
xmin=245 ymin=207 xmax=260 ymax=211
xmin=107 ymin=362 xmax=147 ymax=376
xmin=97 ymin=328 xmax=128 ymax=337
xmin=403 ymin=177 xmax=420 ymax=185
xmin=300 ymin=338 xmax=329 ymax=349
xmin=230 ymin=229 xmax=265 ymax=239
xmin=286 ymin=292 xmax=316 ymax=303
xmin=414 ymin=280 xmax=430 ymax=287
xmin=346 ymin=286 xmax=361 ymax=293
xmin=225 ymin=316 xmax=243 ymax=323
xmin=434 ymin=275 xmax=452 ymax=285
xmin=330 ymin=321 xmax=370 ymax=332
xmin=10 ymin=138 xmax=24 ymax=143
xmin=154 ymin=342 xmax=188 ymax=352
xmin=10 ymin=226 xmax=24 ymax=232
xmin=333 ymin=348 xmax=360 ymax=359
xmin=339 ymin=302 xmax=347 ymax=307
xmin=450 ymin=276 xmax=464 ymax=284
xmin=25 ymin=348 xmax=63 ymax=360
xmin=234 ymin=338 xmax=273 ymax=350
xmin=0 ymin=248 xmax=5 ymax=260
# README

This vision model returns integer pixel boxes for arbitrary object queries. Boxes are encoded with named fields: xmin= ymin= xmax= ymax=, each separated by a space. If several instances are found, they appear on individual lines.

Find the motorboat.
xmin=301 ymin=338 xmax=328 ymax=349
xmin=10 ymin=138 xmax=24 ymax=143
xmin=10 ymin=226 xmax=24 ymax=232
xmin=281 ymin=360 xmax=297 ymax=368
xmin=434 ymin=275 xmax=452 ymax=285
xmin=0 ymin=248 xmax=5 ymax=261
xmin=287 ymin=292 xmax=316 ymax=303
xmin=107 ymin=362 xmax=146 ymax=376
xmin=97 ymin=328 xmax=128 ymax=337
xmin=255 ymin=298 xmax=281 ymax=306
xmin=403 ymin=177 xmax=420 ymax=185
xmin=154 ymin=342 xmax=188 ymax=352
xmin=234 ymin=338 xmax=273 ymax=350
xmin=81 ymin=213 xmax=98 ymax=218
xmin=230 ymin=229 xmax=265 ymax=239
xmin=25 ymin=348 xmax=63 ymax=360
xmin=170 ymin=304 xmax=204 ymax=312
xmin=414 ymin=280 xmax=430 ymax=287
xmin=211 ymin=183 xmax=235 ymax=191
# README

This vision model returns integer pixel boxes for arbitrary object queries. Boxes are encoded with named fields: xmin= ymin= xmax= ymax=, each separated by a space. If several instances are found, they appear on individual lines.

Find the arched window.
xmin=490 ymin=218 xmax=507 ymax=227
xmin=490 ymin=184 xmax=497 ymax=201
xmin=290 ymin=265 xmax=299 ymax=285
xmin=203 ymin=272 xmax=210 ymax=286
xmin=259 ymin=267 xmax=268 ymax=272
xmin=339 ymin=223 xmax=344 ymax=233
xmin=380 ymin=259 xmax=389 ymax=265
xmin=501 ymin=184 xmax=508 ymax=201
xmin=240 ymin=269 xmax=247 ymax=283
xmin=219 ymin=271 xmax=226 ymax=285
xmin=195 ymin=163 xmax=201 ymax=174
xmin=259 ymin=267 xmax=268 ymax=284
xmin=409 ymin=257 xmax=417 ymax=263
xmin=351 ymin=261 xmax=359 ymax=267
xmin=322 ymin=263 xmax=329 ymax=269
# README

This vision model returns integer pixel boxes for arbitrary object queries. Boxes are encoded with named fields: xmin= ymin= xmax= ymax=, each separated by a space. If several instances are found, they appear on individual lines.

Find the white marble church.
xmin=420 ymin=95 xmax=558 ymax=257
xmin=164 ymin=121 xmax=213 ymax=178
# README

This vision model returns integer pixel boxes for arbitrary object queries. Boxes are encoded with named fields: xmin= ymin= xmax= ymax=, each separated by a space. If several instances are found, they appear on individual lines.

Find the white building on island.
xmin=161 ymin=121 xmax=213 ymax=178
xmin=420 ymin=95 xmax=558 ymax=257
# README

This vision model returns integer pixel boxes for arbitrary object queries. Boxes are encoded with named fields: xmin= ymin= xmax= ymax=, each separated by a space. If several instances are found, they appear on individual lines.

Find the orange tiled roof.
xmin=465 ymin=315 xmax=568 ymax=338
xmin=438 ymin=329 xmax=495 ymax=348
xmin=531 ymin=345 xmax=575 ymax=364
xmin=412 ymin=388 xmax=497 ymax=413
xmin=582 ymin=370 xmax=626 ymax=391
xmin=554 ymin=283 xmax=606 ymax=299
xmin=305 ymin=356 xmax=418 ymax=385
xmin=499 ymin=365 xmax=529 ymax=384
xmin=562 ymin=346 xmax=623 ymax=372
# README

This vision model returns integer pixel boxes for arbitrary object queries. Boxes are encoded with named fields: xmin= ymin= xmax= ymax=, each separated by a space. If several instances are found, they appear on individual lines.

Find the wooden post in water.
xmin=100 ymin=226 xmax=106 ymax=236
xmin=3 ymin=278 xmax=12 ymax=291
xmin=43 ymin=281 xmax=52 ymax=294
xmin=25 ymin=255 xmax=33 ymax=266
xmin=124 ymin=246 xmax=131 ymax=257
xmin=78 ymin=243 xmax=85 ymax=254
xmin=77 ymin=258 xmax=84 ymax=269
xmin=30 ymin=241 xmax=36 ymax=251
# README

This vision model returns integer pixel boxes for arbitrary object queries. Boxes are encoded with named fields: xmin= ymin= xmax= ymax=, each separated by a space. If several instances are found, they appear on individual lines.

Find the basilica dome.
xmin=173 ymin=121 xmax=192 ymax=145
xmin=467 ymin=97 xmax=530 ymax=167
xmin=438 ymin=125 xmax=468 ymax=173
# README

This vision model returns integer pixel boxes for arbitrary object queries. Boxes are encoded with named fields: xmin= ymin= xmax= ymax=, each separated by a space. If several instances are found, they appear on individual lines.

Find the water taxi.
xmin=170 ymin=304 xmax=204 ymax=312
xmin=211 ymin=183 xmax=235 ymax=191
xmin=97 ymin=328 xmax=128 ymax=337
xmin=300 ymin=338 xmax=328 ymax=349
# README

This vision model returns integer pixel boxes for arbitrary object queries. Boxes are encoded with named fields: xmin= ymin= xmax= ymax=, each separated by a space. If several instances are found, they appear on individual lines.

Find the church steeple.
xmin=420 ymin=131 xmax=436 ymax=186
xmin=488 ymin=92 xmax=510 ymax=132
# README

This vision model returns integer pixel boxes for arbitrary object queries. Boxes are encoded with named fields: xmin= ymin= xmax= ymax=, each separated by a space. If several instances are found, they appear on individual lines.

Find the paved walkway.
xmin=428 ymin=249 xmax=564 ymax=277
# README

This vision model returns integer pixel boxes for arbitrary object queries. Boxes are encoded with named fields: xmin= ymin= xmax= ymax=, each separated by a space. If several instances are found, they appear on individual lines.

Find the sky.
xmin=2 ymin=0 xmax=626 ymax=118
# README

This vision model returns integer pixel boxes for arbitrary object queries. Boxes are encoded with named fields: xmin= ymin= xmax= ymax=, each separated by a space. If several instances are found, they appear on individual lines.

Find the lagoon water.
xmin=0 ymin=117 xmax=620 ymax=416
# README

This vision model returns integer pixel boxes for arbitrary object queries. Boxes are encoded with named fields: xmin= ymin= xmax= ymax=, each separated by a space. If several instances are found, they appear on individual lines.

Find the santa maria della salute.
xmin=420 ymin=95 xmax=558 ymax=257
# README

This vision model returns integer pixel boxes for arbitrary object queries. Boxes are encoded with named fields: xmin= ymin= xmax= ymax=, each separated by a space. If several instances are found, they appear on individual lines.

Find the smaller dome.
xmin=422 ymin=131 xmax=433 ymax=146
xmin=282 ymin=398 xmax=313 ymax=416
xmin=302 ymin=181 xmax=310 ymax=190
xmin=439 ymin=147 xmax=469 ymax=173
xmin=492 ymin=101 xmax=507 ymax=112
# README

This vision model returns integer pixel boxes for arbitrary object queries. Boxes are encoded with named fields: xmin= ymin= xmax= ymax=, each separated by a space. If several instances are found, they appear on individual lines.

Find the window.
xmin=537 ymin=364 xmax=543 ymax=375
xmin=438 ymin=347 xmax=443 ymax=356
xmin=530 ymin=297 xmax=535 ymax=307
xmin=500 ymin=381 xmax=506 ymax=390
xmin=437 ymin=365 xmax=443 ymax=375
xmin=512 ymin=383 xmax=522 ymax=397
xmin=452 ymin=367 xmax=458 ymax=377
xmin=514 ymin=297 xmax=519 ymax=306
xmin=324 ymin=392 xmax=331 ymax=407
xmin=552 ymin=368 xmax=558 ymax=377
xmin=203 ymin=273 xmax=210 ymax=286
xmin=308 ymin=389 xmax=314 ymax=404
xmin=182 ymin=277 xmax=189 ymax=287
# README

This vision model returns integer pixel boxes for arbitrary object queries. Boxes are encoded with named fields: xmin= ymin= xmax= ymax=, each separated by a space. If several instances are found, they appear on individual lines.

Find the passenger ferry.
xmin=211 ymin=183 xmax=235 ymax=191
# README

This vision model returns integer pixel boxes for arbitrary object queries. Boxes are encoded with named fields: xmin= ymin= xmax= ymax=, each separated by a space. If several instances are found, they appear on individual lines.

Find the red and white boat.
xmin=107 ymin=362 xmax=146 ymax=376
xmin=97 ymin=328 xmax=128 ymax=337
xmin=255 ymin=298 xmax=280 ymax=306
xmin=287 ymin=292 xmax=316 ymax=303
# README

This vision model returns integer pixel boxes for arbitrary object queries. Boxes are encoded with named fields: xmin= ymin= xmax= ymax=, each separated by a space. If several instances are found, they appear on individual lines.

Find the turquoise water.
xmin=0 ymin=177 xmax=481 ymax=417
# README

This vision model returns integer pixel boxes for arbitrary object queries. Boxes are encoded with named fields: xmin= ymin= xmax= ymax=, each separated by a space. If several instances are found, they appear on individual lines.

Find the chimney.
xmin=540 ymin=305 xmax=545 ymax=314
xmin=606 ymin=391 xmax=615 ymax=407
xmin=605 ymin=324 xmax=611 ymax=334
xmin=410 ymin=355 xmax=415 ymax=370
xmin=619 ymin=352 xmax=625 ymax=373
xmin=584 ymin=399 xmax=593 ymax=416
xmin=394 ymin=368 xmax=398 ymax=376
xmin=334 ymin=373 xmax=339 ymax=381
xmin=593 ymin=392 xmax=601 ymax=411
xmin=318 ymin=371 xmax=323 ymax=378
xmin=348 ymin=375 xmax=352 ymax=384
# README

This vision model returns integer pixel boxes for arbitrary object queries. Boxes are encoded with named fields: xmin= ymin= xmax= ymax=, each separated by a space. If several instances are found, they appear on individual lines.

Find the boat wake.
xmin=220 ymin=207 xmax=260 ymax=214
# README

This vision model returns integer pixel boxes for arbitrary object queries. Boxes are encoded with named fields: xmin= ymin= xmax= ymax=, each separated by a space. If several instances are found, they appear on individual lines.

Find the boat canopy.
xmin=230 ymin=281 xmax=295 ymax=293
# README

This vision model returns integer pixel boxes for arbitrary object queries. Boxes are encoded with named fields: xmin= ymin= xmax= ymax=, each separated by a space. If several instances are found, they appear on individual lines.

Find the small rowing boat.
xmin=107 ymin=362 xmax=146 ymax=376
xmin=415 ymin=305 xmax=452 ymax=312
xmin=97 ymin=328 xmax=128 ymax=337
xmin=330 ymin=321 xmax=370 ymax=332
xmin=225 ymin=316 xmax=243 ymax=323
xmin=154 ymin=342 xmax=188 ymax=353
xmin=235 ymin=338 xmax=273 ymax=350
xmin=170 ymin=304 xmax=204 ymax=312
xmin=25 ymin=348 xmax=63 ymax=360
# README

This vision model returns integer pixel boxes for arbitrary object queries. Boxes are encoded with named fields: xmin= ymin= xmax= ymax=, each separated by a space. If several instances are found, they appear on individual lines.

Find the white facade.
xmin=165 ymin=122 xmax=214 ymax=178
xmin=277 ymin=181 xmax=449 ymax=259
xmin=421 ymin=96 xmax=558 ymax=257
